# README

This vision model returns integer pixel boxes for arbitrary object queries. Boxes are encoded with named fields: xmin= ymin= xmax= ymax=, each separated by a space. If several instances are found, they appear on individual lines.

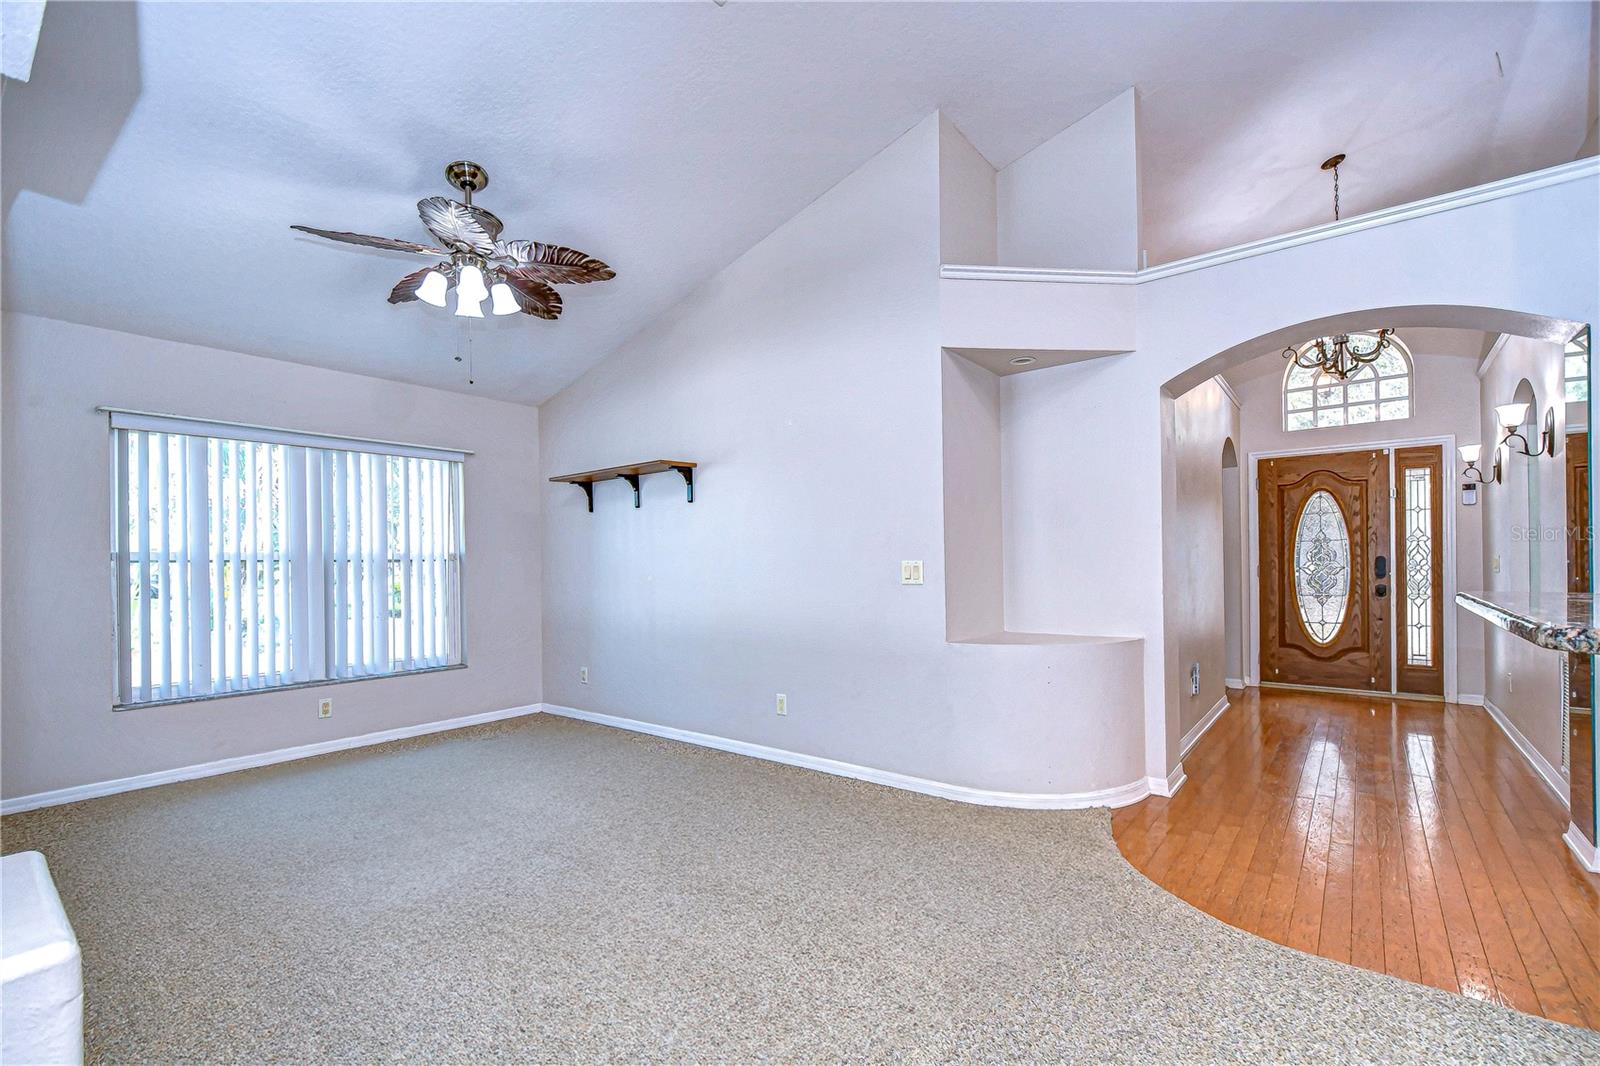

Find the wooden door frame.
xmin=1244 ymin=433 xmax=1459 ymax=702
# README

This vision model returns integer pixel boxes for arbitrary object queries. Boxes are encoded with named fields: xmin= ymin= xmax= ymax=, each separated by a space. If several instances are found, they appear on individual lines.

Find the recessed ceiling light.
xmin=1009 ymin=356 xmax=1037 ymax=366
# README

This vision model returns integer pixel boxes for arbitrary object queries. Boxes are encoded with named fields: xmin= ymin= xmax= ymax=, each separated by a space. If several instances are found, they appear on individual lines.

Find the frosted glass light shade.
xmin=1495 ymin=402 xmax=1530 ymax=429
xmin=490 ymin=282 xmax=519 ymax=316
xmin=1458 ymin=444 xmax=1481 ymax=463
xmin=454 ymin=264 xmax=488 ymax=318
xmin=416 ymin=270 xmax=448 ymax=307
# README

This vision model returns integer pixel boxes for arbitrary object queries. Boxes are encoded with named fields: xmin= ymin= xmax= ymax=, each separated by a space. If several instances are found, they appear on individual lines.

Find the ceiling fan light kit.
xmin=291 ymin=160 xmax=615 ymax=322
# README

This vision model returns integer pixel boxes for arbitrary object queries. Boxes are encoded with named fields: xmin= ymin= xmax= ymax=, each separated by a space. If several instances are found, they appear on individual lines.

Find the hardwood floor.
xmin=1112 ymin=687 xmax=1600 ymax=1030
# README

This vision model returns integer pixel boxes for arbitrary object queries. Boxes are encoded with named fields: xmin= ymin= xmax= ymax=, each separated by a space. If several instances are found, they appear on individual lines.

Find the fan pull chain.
xmin=1332 ymin=164 xmax=1340 ymax=222
xmin=454 ymin=319 xmax=476 ymax=386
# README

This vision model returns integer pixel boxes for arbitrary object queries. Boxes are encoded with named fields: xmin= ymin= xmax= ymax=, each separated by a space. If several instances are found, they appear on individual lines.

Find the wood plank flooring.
xmin=1112 ymin=687 xmax=1600 ymax=1030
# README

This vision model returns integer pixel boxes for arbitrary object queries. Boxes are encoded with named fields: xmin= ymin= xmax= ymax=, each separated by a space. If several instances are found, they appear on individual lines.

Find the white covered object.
xmin=1 ymin=851 xmax=83 ymax=1065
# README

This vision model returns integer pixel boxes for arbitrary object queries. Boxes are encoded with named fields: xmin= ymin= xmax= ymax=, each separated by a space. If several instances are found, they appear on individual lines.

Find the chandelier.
xmin=1284 ymin=329 xmax=1399 ymax=380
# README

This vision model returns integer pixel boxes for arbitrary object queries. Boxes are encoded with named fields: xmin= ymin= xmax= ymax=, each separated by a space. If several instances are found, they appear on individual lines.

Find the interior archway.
xmin=1142 ymin=301 xmax=1595 ymax=1020
xmin=1162 ymin=304 xmax=1587 ymax=399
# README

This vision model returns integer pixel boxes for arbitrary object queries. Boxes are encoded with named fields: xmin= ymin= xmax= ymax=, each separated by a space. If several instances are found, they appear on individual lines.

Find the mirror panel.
xmin=1567 ymin=326 xmax=1595 ymax=845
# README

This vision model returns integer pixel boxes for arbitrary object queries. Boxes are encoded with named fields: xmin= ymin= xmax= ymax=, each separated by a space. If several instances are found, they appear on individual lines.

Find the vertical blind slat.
xmin=374 ymin=455 xmax=390 ymax=672
xmin=114 ymin=430 xmax=133 ymax=703
xmin=156 ymin=433 xmax=171 ymax=696
xmin=228 ymin=442 xmax=243 ymax=689
xmin=187 ymin=435 xmax=211 ymax=695
xmin=136 ymin=431 xmax=152 ymax=704
xmin=211 ymin=439 xmax=224 ymax=693
xmin=357 ymin=450 xmax=367 ymax=672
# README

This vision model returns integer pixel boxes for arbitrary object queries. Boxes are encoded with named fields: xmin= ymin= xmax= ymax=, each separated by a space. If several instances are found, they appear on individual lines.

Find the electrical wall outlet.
xmin=1189 ymin=663 xmax=1200 ymax=696
xmin=318 ymin=698 xmax=332 ymax=719
xmin=775 ymin=693 xmax=788 ymax=716
xmin=1492 ymin=554 xmax=1501 ymax=574
xmin=900 ymin=560 xmax=924 ymax=585
xmin=580 ymin=667 xmax=589 ymax=685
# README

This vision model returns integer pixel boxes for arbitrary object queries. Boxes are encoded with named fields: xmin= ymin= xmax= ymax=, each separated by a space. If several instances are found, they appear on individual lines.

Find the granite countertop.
xmin=1456 ymin=591 xmax=1599 ymax=654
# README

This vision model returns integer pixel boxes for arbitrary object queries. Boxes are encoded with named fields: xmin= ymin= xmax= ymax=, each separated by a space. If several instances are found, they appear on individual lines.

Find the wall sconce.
xmin=1458 ymin=444 xmax=1496 ymax=485
xmin=1494 ymin=402 xmax=1556 ymax=458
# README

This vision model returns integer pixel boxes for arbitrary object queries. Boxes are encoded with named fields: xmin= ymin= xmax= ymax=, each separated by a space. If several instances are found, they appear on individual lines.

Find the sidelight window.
xmin=1402 ymin=466 xmax=1435 ymax=666
xmin=1565 ymin=331 xmax=1589 ymax=404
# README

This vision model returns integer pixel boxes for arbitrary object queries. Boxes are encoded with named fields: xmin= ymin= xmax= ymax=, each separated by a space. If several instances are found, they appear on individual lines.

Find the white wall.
xmin=938 ymin=115 xmax=997 ymax=267
xmin=1225 ymin=335 xmax=1488 ymax=697
xmin=0 ymin=312 xmax=543 ymax=800
xmin=538 ymin=114 xmax=1147 ymax=798
xmin=996 ymin=89 xmax=1140 ymax=271
xmin=941 ymin=350 xmax=1004 ymax=639
xmin=1221 ymin=445 xmax=1244 ymax=683
xmin=1478 ymin=333 xmax=1569 ymax=774
xmin=1168 ymin=378 xmax=1240 ymax=737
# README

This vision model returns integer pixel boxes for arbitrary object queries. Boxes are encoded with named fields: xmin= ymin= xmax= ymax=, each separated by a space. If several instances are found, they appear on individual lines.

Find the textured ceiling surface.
xmin=3 ymin=2 xmax=1593 ymax=404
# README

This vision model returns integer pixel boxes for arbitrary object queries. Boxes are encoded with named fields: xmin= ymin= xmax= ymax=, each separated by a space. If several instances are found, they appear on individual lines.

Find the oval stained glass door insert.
xmin=1293 ymin=490 xmax=1351 ymax=645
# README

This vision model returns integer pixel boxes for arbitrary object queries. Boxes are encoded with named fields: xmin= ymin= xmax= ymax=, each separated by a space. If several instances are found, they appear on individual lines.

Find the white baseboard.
xmin=0 ymin=704 xmax=543 ymax=815
xmin=1181 ymin=695 xmax=1230 ymax=758
xmin=1224 ymin=677 xmax=1246 ymax=690
xmin=1564 ymin=824 xmax=1600 ymax=872
xmin=1455 ymin=693 xmax=1485 ymax=706
xmin=1148 ymin=763 xmax=1187 ymax=798
xmin=542 ymin=704 xmax=1156 ymax=810
xmin=1480 ymin=697 xmax=1568 ymax=808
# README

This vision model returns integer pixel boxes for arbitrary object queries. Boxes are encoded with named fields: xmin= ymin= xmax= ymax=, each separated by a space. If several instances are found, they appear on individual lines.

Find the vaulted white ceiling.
xmin=4 ymin=2 xmax=1594 ymax=403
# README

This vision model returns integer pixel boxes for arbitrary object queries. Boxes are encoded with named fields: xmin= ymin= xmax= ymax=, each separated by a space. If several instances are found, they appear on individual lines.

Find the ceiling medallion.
xmin=291 ymin=160 xmax=615 ymax=321
xmin=1284 ymin=329 xmax=1399 ymax=380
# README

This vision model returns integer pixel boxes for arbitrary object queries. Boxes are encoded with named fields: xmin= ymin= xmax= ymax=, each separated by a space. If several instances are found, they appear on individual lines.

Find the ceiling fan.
xmin=291 ymin=160 xmax=614 ymax=321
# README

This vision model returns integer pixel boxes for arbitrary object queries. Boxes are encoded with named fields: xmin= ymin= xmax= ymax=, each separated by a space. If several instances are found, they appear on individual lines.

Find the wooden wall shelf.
xmin=550 ymin=460 xmax=696 ymax=512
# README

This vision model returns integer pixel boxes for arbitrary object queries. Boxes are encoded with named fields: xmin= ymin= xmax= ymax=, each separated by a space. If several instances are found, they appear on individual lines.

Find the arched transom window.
xmin=1283 ymin=336 xmax=1413 ymax=432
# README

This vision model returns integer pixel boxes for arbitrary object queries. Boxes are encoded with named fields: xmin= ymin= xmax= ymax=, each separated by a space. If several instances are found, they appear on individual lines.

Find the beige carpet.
xmin=3 ymin=714 xmax=1596 ymax=1064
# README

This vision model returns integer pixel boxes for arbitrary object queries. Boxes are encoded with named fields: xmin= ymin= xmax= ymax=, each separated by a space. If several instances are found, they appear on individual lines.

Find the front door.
xmin=1259 ymin=449 xmax=1391 ymax=692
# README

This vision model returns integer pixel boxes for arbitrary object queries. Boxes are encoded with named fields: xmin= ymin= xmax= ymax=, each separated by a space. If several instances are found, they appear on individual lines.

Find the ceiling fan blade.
xmin=290 ymin=225 xmax=447 ymax=256
xmin=496 ymin=240 xmax=616 ymax=284
xmin=501 ymin=269 xmax=563 ymax=319
xmin=466 ymin=205 xmax=503 ymax=241
xmin=388 ymin=264 xmax=449 ymax=304
xmin=417 ymin=196 xmax=495 ymax=256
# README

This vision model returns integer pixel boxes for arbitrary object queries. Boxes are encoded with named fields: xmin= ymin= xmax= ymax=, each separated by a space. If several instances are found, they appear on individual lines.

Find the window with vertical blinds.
xmin=108 ymin=411 xmax=465 ymax=707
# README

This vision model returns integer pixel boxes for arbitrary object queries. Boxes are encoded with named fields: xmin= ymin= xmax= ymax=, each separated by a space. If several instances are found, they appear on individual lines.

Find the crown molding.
xmin=1213 ymin=373 xmax=1241 ymax=410
xmin=1477 ymin=332 xmax=1512 ymax=379
xmin=943 ymin=156 xmax=1599 ymax=288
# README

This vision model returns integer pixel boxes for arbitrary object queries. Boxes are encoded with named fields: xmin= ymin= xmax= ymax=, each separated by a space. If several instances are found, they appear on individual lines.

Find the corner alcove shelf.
xmin=550 ymin=460 xmax=696 ymax=512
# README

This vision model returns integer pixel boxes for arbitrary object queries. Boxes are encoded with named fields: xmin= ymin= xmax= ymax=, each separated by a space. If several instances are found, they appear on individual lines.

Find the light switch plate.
xmin=776 ymin=693 xmax=788 ymax=716
xmin=318 ymin=698 xmax=332 ymax=719
xmin=901 ymin=560 xmax=924 ymax=585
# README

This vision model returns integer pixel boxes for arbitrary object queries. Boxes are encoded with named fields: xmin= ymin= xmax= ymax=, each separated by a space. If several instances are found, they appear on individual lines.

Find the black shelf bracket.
xmin=578 ymin=482 xmax=595 ymax=513
xmin=671 ymin=465 xmax=695 ymax=503
xmin=620 ymin=473 xmax=642 ymax=508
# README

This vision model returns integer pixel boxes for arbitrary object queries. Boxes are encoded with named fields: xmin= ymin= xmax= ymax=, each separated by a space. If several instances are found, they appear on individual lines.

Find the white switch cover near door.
xmin=900 ymin=560 xmax=924 ymax=585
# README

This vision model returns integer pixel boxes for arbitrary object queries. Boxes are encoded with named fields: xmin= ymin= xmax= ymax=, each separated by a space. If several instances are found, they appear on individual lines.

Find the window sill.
xmin=112 ymin=662 xmax=468 ymax=712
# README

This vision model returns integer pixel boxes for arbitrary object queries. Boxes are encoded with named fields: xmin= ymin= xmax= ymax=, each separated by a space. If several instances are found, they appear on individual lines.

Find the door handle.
xmin=1375 ymin=555 xmax=1388 ymax=579
xmin=1375 ymin=584 xmax=1388 ymax=597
